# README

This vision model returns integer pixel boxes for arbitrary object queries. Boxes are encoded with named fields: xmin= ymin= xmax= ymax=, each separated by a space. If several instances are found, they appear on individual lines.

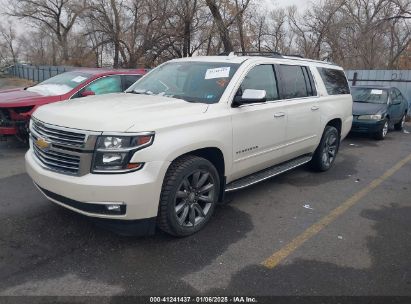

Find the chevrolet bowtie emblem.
xmin=35 ymin=138 xmax=51 ymax=150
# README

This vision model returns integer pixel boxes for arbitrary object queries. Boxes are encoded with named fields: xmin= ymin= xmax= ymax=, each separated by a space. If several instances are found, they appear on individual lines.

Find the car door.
xmin=275 ymin=64 xmax=321 ymax=159
xmin=230 ymin=64 xmax=288 ymax=180
xmin=389 ymin=88 xmax=403 ymax=122
xmin=399 ymin=91 xmax=409 ymax=117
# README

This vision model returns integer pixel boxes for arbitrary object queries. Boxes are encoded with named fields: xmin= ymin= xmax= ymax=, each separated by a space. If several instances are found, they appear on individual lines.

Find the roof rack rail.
xmin=285 ymin=54 xmax=304 ymax=58
xmin=219 ymin=51 xmax=283 ymax=58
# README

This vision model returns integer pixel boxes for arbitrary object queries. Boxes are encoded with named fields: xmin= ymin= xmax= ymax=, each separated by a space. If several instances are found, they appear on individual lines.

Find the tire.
xmin=310 ymin=126 xmax=340 ymax=172
xmin=158 ymin=155 xmax=220 ymax=237
xmin=374 ymin=119 xmax=389 ymax=140
xmin=394 ymin=114 xmax=406 ymax=131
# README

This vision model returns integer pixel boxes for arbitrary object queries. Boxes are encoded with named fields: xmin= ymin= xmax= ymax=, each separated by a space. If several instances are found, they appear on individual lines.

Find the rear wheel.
xmin=375 ymin=119 xmax=389 ymax=140
xmin=158 ymin=155 xmax=220 ymax=237
xmin=310 ymin=126 xmax=340 ymax=172
xmin=394 ymin=114 xmax=406 ymax=131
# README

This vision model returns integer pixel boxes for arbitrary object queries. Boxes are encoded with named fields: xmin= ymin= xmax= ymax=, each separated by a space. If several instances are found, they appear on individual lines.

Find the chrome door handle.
xmin=274 ymin=112 xmax=286 ymax=118
xmin=311 ymin=106 xmax=320 ymax=111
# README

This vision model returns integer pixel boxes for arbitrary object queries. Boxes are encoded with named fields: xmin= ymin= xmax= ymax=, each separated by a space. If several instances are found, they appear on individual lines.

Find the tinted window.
xmin=86 ymin=75 xmax=122 ymax=95
xmin=277 ymin=65 xmax=314 ymax=99
xmin=123 ymin=75 xmax=142 ymax=90
xmin=239 ymin=65 xmax=278 ymax=101
xmin=317 ymin=68 xmax=350 ymax=95
xmin=391 ymin=88 xmax=404 ymax=105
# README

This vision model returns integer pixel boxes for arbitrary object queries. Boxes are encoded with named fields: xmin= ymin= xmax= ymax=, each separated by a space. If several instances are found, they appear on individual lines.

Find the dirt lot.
xmin=0 ymin=77 xmax=35 ymax=90
xmin=0 ymin=122 xmax=410 ymax=299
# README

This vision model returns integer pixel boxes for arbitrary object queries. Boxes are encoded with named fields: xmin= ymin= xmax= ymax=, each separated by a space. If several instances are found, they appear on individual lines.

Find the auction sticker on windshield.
xmin=72 ymin=76 xmax=88 ymax=83
xmin=205 ymin=67 xmax=230 ymax=79
xmin=371 ymin=89 xmax=383 ymax=95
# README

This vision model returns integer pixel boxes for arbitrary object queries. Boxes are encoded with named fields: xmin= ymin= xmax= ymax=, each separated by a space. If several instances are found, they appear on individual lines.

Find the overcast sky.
xmin=272 ymin=0 xmax=309 ymax=8
xmin=1 ymin=0 xmax=311 ymax=33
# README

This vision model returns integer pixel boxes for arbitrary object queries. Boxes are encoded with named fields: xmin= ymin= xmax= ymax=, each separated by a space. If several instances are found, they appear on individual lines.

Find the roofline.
xmin=281 ymin=55 xmax=338 ymax=67
xmin=170 ymin=54 xmax=341 ymax=68
xmin=68 ymin=68 xmax=147 ymax=75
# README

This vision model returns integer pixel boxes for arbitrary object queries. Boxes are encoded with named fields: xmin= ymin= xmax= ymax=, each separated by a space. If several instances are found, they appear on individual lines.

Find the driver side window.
xmin=391 ymin=89 xmax=403 ymax=105
xmin=75 ymin=76 xmax=122 ymax=98
xmin=239 ymin=65 xmax=279 ymax=101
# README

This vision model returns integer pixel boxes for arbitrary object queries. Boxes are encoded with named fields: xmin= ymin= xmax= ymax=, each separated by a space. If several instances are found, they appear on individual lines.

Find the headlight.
xmin=357 ymin=114 xmax=383 ymax=120
xmin=92 ymin=133 xmax=154 ymax=173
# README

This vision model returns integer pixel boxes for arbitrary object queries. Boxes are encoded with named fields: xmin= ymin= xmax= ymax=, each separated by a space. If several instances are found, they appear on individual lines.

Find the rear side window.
xmin=239 ymin=65 xmax=279 ymax=101
xmin=276 ymin=65 xmax=316 ymax=99
xmin=123 ymin=75 xmax=142 ymax=90
xmin=317 ymin=68 xmax=350 ymax=95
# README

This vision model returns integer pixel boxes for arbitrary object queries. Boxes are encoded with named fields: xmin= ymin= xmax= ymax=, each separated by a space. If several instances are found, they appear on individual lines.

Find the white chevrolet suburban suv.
xmin=26 ymin=53 xmax=353 ymax=237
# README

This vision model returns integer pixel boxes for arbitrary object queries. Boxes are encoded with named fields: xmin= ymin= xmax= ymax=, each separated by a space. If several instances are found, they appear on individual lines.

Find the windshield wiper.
xmin=127 ymin=89 xmax=152 ymax=95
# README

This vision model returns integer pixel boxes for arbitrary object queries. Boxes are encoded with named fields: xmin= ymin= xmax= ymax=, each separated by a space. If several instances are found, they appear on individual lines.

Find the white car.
xmin=26 ymin=53 xmax=353 ymax=236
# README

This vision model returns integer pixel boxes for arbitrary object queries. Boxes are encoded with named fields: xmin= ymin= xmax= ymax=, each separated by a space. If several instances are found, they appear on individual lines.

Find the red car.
xmin=0 ymin=68 xmax=147 ymax=141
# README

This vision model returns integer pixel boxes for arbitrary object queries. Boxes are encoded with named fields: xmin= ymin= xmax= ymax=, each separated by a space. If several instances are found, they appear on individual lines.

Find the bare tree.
xmin=0 ymin=22 xmax=20 ymax=64
xmin=2 ymin=0 xmax=409 ymax=69
xmin=205 ymin=0 xmax=233 ymax=52
xmin=9 ymin=0 xmax=87 ymax=63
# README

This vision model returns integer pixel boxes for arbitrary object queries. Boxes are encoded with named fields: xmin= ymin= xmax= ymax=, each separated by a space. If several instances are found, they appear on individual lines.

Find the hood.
xmin=0 ymin=87 xmax=54 ymax=107
xmin=32 ymin=93 xmax=209 ymax=132
xmin=352 ymin=102 xmax=388 ymax=116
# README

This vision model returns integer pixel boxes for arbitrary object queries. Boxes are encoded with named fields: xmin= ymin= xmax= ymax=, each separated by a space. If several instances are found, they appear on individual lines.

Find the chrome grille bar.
xmin=30 ymin=118 xmax=100 ymax=176
xmin=33 ymin=145 xmax=80 ymax=166
xmin=33 ymin=144 xmax=80 ymax=174
xmin=32 ymin=120 xmax=86 ymax=147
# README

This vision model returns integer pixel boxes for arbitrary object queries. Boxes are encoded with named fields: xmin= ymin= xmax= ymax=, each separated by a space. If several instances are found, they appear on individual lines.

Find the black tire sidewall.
xmin=312 ymin=126 xmax=340 ymax=171
xmin=376 ymin=119 xmax=389 ymax=139
xmin=163 ymin=157 xmax=220 ymax=237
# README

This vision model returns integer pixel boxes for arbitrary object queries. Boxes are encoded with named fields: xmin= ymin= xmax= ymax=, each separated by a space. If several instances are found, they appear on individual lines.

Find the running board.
xmin=225 ymin=154 xmax=312 ymax=192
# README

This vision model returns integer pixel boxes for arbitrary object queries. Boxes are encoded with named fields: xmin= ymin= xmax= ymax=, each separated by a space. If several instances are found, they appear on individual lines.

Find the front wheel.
xmin=374 ymin=120 xmax=389 ymax=140
xmin=310 ymin=126 xmax=340 ymax=172
xmin=158 ymin=155 xmax=220 ymax=237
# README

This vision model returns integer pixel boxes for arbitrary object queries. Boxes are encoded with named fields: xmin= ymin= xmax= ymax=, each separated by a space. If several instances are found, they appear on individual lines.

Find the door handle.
xmin=274 ymin=112 xmax=286 ymax=118
xmin=311 ymin=106 xmax=320 ymax=111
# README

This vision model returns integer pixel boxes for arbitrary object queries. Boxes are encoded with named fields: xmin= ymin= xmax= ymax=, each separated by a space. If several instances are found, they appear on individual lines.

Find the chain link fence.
xmin=4 ymin=64 xmax=74 ymax=83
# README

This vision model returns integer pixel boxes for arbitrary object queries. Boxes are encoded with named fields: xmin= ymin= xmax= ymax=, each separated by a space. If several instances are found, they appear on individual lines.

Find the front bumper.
xmin=0 ymin=126 xmax=18 ymax=135
xmin=0 ymin=109 xmax=28 ymax=136
xmin=350 ymin=119 xmax=385 ymax=134
xmin=26 ymin=150 xmax=170 ymax=221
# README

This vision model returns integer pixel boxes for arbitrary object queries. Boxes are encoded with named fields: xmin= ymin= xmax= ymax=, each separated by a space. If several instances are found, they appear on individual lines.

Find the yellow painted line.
xmin=262 ymin=152 xmax=411 ymax=269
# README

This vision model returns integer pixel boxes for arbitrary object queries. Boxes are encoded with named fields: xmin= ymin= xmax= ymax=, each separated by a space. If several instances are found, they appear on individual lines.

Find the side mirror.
xmin=233 ymin=89 xmax=267 ymax=107
xmin=80 ymin=90 xmax=95 ymax=97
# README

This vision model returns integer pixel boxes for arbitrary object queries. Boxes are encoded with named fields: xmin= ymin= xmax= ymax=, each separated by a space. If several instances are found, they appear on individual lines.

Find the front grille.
xmin=30 ymin=119 xmax=99 ymax=176
xmin=32 ymin=119 xmax=86 ymax=148
xmin=0 ymin=109 xmax=13 ymax=127
xmin=33 ymin=143 xmax=81 ymax=174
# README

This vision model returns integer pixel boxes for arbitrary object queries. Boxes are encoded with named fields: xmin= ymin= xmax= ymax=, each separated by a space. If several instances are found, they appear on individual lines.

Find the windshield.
xmin=27 ymin=71 xmax=91 ymax=96
xmin=351 ymin=87 xmax=388 ymax=104
xmin=128 ymin=61 xmax=240 ymax=104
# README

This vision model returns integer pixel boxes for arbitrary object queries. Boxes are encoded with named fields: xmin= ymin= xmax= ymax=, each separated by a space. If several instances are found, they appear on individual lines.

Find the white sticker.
xmin=205 ymin=67 xmax=230 ymax=79
xmin=371 ymin=89 xmax=383 ymax=95
xmin=72 ymin=76 xmax=87 ymax=83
